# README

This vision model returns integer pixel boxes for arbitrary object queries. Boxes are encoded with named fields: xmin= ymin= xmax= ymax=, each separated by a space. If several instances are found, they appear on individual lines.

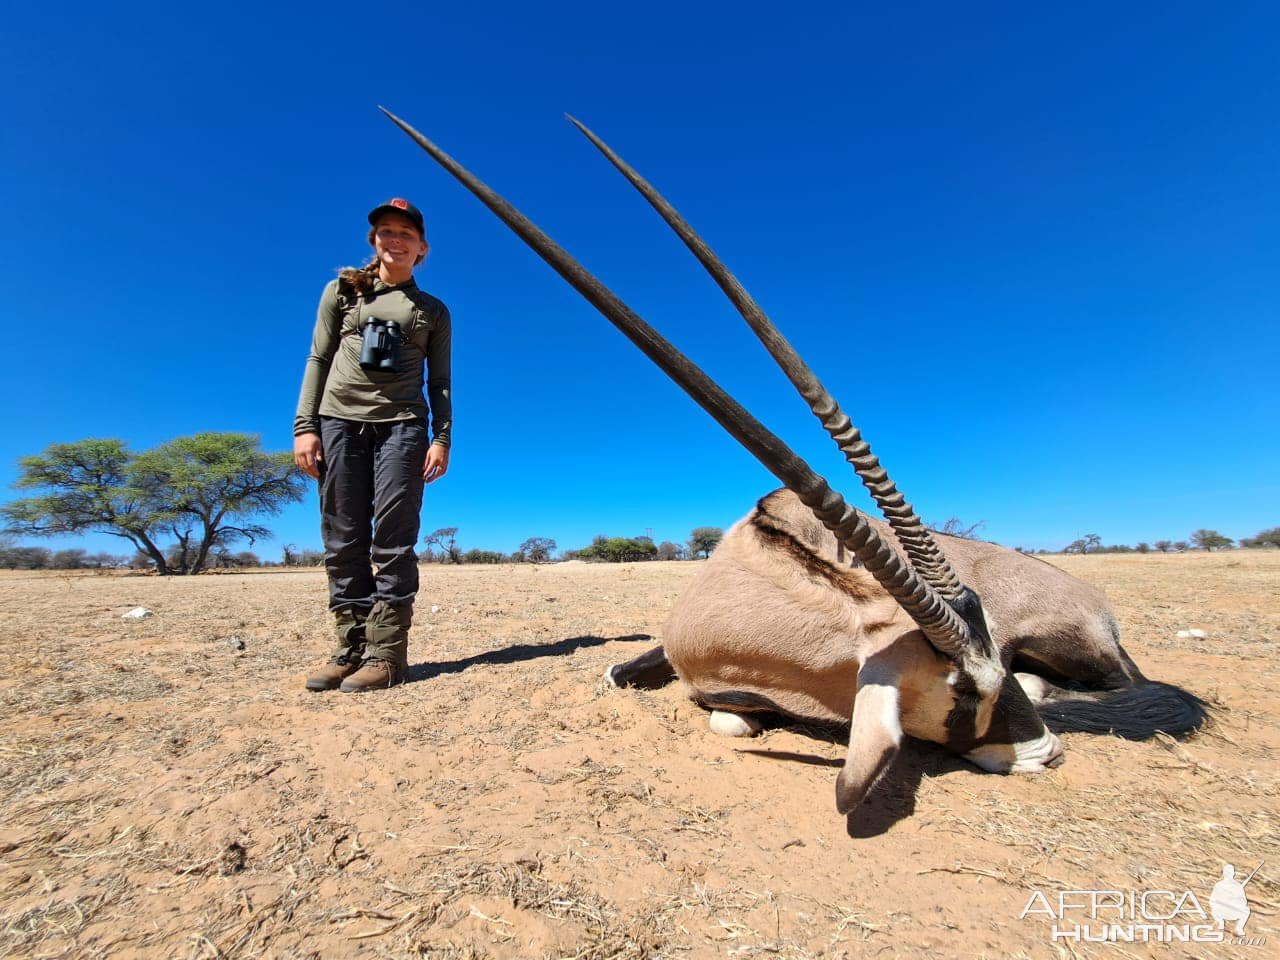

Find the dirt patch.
xmin=0 ymin=554 xmax=1275 ymax=958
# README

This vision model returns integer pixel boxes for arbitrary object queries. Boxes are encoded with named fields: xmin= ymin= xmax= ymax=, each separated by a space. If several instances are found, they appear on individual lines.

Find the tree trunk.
xmin=190 ymin=523 xmax=216 ymax=576
xmin=134 ymin=531 xmax=170 ymax=575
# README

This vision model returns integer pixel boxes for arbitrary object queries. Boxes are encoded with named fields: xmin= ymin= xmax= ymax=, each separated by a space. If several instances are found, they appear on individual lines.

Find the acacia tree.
xmin=655 ymin=540 xmax=685 ymax=560
xmin=129 ymin=433 xmax=305 ymax=574
xmin=1241 ymin=527 xmax=1280 ymax=548
xmin=423 ymin=527 xmax=460 ymax=563
xmin=1064 ymin=533 xmax=1103 ymax=555
xmin=1 ymin=439 xmax=173 ymax=572
xmin=1190 ymin=529 xmax=1234 ymax=551
xmin=518 ymin=537 xmax=557 ymax=564
xmin=687 ymin=526 xmax=723 ymax=559
xmin=2 ymin=434 xmax=305 ymax=575
xmin=928 ymin=517 xmax=987 ymax=540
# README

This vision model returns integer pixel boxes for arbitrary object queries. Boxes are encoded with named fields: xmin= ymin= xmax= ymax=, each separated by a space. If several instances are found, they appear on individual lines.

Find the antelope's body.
xmin=668 ymin=489 xmax=1148 ymax=758
xmin=672 ymin=489 xmax=1138 ymax=726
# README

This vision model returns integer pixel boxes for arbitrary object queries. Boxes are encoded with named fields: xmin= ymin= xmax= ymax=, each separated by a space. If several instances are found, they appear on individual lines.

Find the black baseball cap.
xmin=367 ymin=197 xmax=426 ymax=237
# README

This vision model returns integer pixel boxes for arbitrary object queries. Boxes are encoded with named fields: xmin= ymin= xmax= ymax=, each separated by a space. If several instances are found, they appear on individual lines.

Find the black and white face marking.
xmin=943 ymin=668 xmax=988 ymax=744
xmin=939 ymin=599 xmax=1003 ymax=744
xmin=956 ymin=672 xmax=1064 ymax=773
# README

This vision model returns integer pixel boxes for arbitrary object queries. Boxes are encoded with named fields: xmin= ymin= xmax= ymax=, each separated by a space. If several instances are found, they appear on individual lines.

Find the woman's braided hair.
xmin=337 ymin=228 xmax=385 ymax=296
xmin=338 ymin=225 xmax=427 ymax=296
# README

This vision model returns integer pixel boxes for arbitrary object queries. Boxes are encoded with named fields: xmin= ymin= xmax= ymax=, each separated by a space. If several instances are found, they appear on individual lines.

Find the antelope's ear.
xmin=835 ymin=663 xmax=903 ymax=814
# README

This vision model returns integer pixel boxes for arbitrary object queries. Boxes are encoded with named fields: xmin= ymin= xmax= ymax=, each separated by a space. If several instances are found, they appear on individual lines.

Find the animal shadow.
xmin=738 ymin=718 xmax=971 ymax=838
xmin=844 ymin=740 xmax=970 ymax=837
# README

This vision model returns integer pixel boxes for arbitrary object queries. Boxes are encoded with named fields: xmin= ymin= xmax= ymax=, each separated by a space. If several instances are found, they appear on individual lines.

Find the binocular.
xmin=359 ymin=318 xmax=403 ymax=371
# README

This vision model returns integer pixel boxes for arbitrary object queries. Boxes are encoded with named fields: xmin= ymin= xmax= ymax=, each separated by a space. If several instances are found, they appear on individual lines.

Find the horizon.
xmin=0 ymin=529 xmax=1264 ymax=567
xmin=4 ymin=2 xmax=1277 ymax=561
xmin=0 ymin=457 xmax=1266 ymax=563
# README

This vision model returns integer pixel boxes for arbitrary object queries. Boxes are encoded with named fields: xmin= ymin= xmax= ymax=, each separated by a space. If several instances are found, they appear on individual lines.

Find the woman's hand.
xmin=424 ymin=443 xmax=450 ymax=483
xmin=293 ymin=433 xmax=323 ymax=479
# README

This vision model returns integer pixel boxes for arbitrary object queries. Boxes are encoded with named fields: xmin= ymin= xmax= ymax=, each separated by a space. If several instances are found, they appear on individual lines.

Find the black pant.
xmin=318 ymin=416 xmax=428 ymax=611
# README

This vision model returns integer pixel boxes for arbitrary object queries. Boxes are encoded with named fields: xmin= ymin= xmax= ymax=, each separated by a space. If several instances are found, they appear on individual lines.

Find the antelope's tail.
xmin=1036 ymin=681 xmax=1208 ymax=740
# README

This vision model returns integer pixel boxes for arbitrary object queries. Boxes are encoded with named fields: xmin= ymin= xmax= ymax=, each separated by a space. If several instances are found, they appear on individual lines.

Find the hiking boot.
xmin=338 ymin=601 xmax=412 ymax=693
xmin=339 ymin=657 xmax=405 ymax=692
xmin=305 ymin=652 xmax=363 ymax=692
xmin=304 ymin=608 xmax=370 ymax=692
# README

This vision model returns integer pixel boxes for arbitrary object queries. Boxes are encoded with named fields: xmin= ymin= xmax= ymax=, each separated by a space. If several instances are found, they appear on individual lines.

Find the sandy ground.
xmin=0 ymin=551 xmax=1276 ymax=959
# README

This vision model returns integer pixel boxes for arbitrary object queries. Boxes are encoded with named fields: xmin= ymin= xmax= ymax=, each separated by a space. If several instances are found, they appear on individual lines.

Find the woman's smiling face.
xmin=373 ymin=213 xmax=428 ymax=270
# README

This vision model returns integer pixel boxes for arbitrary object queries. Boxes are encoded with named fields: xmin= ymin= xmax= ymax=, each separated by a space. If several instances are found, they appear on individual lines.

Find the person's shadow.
xmin=405 ymin=633 xmax=652 ymax=683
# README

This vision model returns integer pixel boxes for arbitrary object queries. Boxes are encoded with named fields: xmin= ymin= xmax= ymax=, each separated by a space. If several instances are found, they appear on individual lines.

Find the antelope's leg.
xmin=709 ymin=711 xmax=764 ymax=737
xmin=605 ymin=644 xmax=676 ymax=689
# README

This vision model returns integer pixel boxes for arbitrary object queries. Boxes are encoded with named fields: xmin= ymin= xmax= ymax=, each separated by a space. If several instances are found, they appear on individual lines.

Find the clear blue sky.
xmin=3 ymin=1 xmax=1277 ymax=558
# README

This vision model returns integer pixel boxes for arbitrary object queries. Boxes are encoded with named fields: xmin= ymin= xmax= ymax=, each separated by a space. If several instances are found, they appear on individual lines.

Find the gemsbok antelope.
xmin=382 ymin=109 xmax=1206 ymax=814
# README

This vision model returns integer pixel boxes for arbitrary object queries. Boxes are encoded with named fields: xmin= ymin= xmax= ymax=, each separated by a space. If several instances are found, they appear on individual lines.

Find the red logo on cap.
xmin=390 ymin=198 xmax=409 ymax=210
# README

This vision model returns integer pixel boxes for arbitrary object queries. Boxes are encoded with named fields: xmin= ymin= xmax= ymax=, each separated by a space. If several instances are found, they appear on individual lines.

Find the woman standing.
xmin=294 ymin=198 xmax=452 ymax=692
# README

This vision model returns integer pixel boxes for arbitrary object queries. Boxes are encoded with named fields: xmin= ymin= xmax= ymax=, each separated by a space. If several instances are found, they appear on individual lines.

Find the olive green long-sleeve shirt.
xmin=294 ymin=277 xmax=452 ymax=446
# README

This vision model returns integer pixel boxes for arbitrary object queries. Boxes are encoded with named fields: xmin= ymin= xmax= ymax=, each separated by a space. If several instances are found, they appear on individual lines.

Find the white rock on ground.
xmin=122 ymin=607 xmax=153 ymax=620
xmin=1175 ymin=628 xmax=1207 ymax=639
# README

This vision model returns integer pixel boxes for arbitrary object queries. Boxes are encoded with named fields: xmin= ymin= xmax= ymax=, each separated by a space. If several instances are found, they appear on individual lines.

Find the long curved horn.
xmin=378 ymin=108 xmax=1002 ymax=699
xmin=566 ymin=116 xmax=964 ymax=600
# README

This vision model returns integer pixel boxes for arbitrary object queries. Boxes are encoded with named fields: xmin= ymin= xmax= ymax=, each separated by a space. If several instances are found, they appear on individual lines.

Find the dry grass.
xmin=0 ymin=552 xmax=1276 ymax=958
